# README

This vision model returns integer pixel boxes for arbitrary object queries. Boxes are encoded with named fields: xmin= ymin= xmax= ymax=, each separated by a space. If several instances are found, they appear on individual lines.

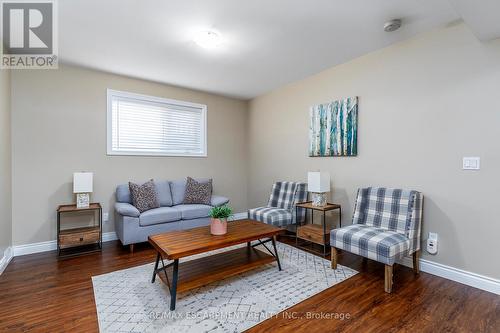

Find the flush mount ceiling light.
xmin=193 ymin=30 xmax=222 ymax=49
xmin=384 ymin=19 xmax=402 ymax=32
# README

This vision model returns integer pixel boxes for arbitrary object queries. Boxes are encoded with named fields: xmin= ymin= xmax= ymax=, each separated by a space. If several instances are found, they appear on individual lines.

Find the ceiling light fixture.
xmin=384 ymin=19 xmax=402 ymax=32
xmin=193 ymin=30 xmax=221 ymax=49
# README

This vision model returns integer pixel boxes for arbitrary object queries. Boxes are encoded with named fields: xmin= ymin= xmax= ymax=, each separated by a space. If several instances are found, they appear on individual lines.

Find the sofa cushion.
xmin=183 ymin=177 xmax=213 ymax=205
xmin=116 ymin=184 xmax=132 ymax=203
xmin=129 ymin=180 xmax=160 ymax=213
xmin=139 ymin=207 xmax=181 ymax=226
xmin=117 ymin=181 xmax=172 ymax=207
xmin=155 ymin=180 xmax=173 ymax=207
xmin=115 ymin=202 xmax=140 ymax=218
xmin=170 ymin=178 xmax=211 ymax=205
xmin=176 ymin=204 xmax=212 ymax=220
xmin=211 ymin=195 xmax=229 ymax=207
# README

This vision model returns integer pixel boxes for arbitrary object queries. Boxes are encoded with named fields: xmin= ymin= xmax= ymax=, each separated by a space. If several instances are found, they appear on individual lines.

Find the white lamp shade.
xmin=73 ymin=172 xmax=93 ymax=193
xmin=307 ymin=171 xmax=330 ymax=193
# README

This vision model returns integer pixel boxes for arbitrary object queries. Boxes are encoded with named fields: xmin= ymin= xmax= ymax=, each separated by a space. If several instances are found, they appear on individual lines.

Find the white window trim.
xmin=106 ymin=89 xmax=208 ymax=157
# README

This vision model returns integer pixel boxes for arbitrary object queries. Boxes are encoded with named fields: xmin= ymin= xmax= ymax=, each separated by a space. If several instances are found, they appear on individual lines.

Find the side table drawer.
xmin=297 ymin=224 xmax=329 ymax=245
xmin=59 ymin=227 xmax=100 ymax=249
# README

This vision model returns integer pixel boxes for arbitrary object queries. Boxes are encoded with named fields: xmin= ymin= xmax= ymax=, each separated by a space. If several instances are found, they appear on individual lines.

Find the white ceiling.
xmin=449 ymin=0 xmax=500 ymax=41
xmin=59 ymin=0 xmax=464 ymax=99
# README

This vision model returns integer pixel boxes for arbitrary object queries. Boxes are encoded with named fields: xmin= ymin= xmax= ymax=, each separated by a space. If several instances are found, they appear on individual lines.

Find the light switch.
xmin=463 ymin=157 xmax=480 ymax=170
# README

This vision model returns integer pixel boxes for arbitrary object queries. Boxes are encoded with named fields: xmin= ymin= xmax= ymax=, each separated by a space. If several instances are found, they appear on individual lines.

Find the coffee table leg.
xmin=271 ymin=236 xmax=282 ymax=271
xmin=151 ymin=253 xmax=160 ymax=283
xmin=170 ymin=259 xmax=179 ymax=311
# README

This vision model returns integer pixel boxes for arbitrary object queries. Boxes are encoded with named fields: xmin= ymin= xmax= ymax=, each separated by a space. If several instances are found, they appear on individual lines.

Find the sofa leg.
xmin=130 ymin=244 xmax=134 ymax=253
xmin=331 ymin=247 xmax=337 ymax=269
xmin=385 ymin=264 xmax=393 ymax=293
xmin=413 ymin=251 xmax=420 ymax=274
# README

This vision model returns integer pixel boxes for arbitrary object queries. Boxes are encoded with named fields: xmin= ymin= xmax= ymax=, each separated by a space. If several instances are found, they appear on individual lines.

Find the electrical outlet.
xmin=103 ymin=212 xmax=109 ymax=222
xmin=427 ymin=232 xmax=438 ymax=254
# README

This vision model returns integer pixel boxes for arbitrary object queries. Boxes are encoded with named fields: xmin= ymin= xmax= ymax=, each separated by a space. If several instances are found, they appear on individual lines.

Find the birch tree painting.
xmin=309 ymin=96 xmax=358 ymax=156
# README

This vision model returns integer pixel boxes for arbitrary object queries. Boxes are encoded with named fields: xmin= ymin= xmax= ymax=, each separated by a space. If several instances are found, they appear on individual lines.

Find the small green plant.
xmin=209 ymin=205 xmax=233 ymax=219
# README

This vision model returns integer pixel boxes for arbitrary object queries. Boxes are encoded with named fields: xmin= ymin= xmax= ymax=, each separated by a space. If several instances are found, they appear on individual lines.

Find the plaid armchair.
xmin=330 ymin=187 xmax=423 ymax=293
xmin=248 ymin=182 xmax=307 ymax=227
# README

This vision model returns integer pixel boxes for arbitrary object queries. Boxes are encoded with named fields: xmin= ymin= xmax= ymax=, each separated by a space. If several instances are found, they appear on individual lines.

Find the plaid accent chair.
xmin=330 ymin=187 xmax=423 ymax=293
xmin=248 ymin=182 xmax=307 ymax=227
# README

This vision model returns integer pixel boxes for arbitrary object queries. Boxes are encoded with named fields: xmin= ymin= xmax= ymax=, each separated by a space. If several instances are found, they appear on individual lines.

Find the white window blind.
xmin=107 ymin=90 xmax=207 ymax=157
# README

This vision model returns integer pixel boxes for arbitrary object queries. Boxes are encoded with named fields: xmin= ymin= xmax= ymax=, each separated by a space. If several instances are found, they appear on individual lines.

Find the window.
xmin=107 ymin=89 xmax=207 ymax=157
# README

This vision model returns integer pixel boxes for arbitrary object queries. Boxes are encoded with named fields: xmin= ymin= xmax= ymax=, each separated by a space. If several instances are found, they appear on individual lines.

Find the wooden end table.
xmin=295 ymin=201 xmax=341 ymax=256
xmin=149 ymin=219 xmax=283 ymax=311
xmin=57 ymin=203 xmax=102 ymax=257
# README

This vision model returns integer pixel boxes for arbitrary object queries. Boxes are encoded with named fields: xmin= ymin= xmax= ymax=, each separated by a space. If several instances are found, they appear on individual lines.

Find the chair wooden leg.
xmin=413 ymin=251 xmax=420 ymax=274
xmin=130 ymin=244 xmax=134 ymax=253
xmin=331 ymin=247 xmax=337 ymax=269
xmin=385 ymin=264 xmax=393 ymax=293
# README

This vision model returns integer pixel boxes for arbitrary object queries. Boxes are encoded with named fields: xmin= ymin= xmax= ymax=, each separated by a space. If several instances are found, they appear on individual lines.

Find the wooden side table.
xmin=295 ymin=201 xmax=341 ymax=256
xmin=57 ymin=203 xmax=102 ymax=257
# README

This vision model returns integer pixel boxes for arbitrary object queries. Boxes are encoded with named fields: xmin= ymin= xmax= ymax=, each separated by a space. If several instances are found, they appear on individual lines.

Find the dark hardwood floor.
xmin=0 ymin=239 xmax=498 ymax=332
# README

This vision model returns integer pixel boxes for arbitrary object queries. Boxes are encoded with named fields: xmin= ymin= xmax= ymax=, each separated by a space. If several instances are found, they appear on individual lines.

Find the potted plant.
xmin=209 ymin=205 xmax=232 ymax=235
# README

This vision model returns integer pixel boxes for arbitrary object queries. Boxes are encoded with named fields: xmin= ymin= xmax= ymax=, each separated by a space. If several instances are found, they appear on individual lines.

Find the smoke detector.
xmin=384 ymin=19 xmax=402 ymax=32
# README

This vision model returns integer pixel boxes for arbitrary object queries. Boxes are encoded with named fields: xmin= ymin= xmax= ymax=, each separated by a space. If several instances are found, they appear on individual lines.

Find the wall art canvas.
xmin=309 ymin=96 xmax=358 ymax=157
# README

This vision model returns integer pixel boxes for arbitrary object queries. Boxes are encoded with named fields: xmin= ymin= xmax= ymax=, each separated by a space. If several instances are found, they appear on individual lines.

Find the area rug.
xmin=92 ymin=242 xmax=357 ymax=333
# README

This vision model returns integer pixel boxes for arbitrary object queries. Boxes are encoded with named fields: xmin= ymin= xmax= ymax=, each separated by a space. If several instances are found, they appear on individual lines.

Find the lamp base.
xmin=76 ymin=193 xmax=90 ymax=209
xmin=311 ymin=192 xmax=327 ymax=207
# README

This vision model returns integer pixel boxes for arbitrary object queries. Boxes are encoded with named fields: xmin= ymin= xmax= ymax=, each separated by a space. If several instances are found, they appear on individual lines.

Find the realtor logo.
xmin=1 ymin=0 xmax=58 ymax=69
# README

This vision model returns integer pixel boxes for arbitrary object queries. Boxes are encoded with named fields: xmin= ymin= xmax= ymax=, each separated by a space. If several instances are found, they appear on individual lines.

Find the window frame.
xmin=106 ymin=89 xmax=208 ymax=157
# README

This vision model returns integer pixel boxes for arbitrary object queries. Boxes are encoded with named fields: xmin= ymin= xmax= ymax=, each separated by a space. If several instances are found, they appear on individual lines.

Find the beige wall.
xmin=8 ymin=21 xmax=500 ymax=282
xmin=248 ymin=22 xmax=500 ymax=279
xmin=0 ymin=68 xmax=11 ymax=255
xmin=11 ymin=65 xmax=248 ymax=246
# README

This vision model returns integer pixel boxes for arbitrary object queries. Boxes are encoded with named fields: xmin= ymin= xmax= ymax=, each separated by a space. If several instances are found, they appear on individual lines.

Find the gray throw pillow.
xmin=183 ymin=177 xmax=212 ymax=205
xmin=129 ymin=179 xmax=160 ymax=213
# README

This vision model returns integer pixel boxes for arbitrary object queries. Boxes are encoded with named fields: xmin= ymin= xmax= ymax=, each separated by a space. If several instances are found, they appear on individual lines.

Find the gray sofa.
xmin=114 ymin=179 xmax=229 ymax=250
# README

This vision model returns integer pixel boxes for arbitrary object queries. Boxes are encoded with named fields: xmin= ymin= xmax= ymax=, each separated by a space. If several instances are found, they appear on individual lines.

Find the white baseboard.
xmin=228 ymin=212 xmax=500 ymax=294
xmin=5 ymin=226 xmax=499 ymax=295
xmin=230 ymin=212 xmax=248 ymax=220
xmin=10 ymin=215 xmax=247 ymax=258
xmin=397 ymin=256 xmax=500 ymax=295
xmin=0 ymin=246 xmax=13 ymax=275
xmin=102 ymin=231 xmax=118 ymax=242
xmin=13 ymin=239 xmax=57 ymax=256
xmin=12 ymin=232 xmax=118 ymax=257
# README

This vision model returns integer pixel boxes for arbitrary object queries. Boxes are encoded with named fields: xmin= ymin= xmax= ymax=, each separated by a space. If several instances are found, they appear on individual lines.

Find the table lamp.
xmin=308 ymin=171 xmax=330 ymax=207
xmin=73 ymin=172 xmax=93 ymax=208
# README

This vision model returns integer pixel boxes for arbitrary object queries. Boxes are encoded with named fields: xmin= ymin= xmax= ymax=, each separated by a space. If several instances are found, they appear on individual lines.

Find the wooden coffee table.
xmin=148 ymin=219 xmax=283 ymax=310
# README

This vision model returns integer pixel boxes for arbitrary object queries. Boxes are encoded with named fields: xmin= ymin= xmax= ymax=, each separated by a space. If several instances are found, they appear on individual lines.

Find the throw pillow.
xmin=129 ymin=179 xmax=160 ymax=213
xmin=183 ymin=177 xmax=212 ymax=205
